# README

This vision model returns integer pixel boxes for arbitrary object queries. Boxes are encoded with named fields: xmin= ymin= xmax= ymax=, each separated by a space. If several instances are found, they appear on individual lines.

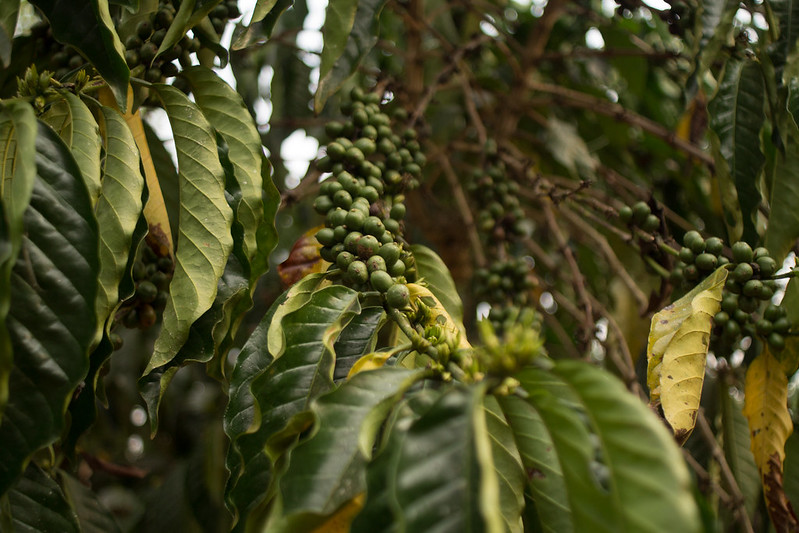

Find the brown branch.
xmin=561 ymin=207 xmax=649 ymax=313
xmin=437 ymin=151 xmax=487 ymax=268
xmin=80 ymin=452 xmax=148 ymax=479
xmin=527 ymin=80 xmax=714 ymax=166
xmin=543 ymin=200 xmax=594 ymax=339
xmin=458 ymin=73 xmax=488 ymax=146
xmin=540 ymin=48 xmax=684 ymax=62
xmin=696 ymin=411 xmax=755 ymax=533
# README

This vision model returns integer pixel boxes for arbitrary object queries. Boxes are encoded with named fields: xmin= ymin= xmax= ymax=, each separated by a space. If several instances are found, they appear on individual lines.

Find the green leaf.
xmin=0 ymin=100 xmax=37 ymax=415
xmin=767 ymin=0 xmax=799 ymax=83
xmin=41 ymin=92 xmax=103 ymax=206
xmin=0 ymin=121 xmax=99 ymax=495
xmin=498 ymin=395 xmax=572 ymax=533
xmin=29 ymin=0 xmax=129 ymax=109
xmin=389 ymin=384 xmax=503 ymax=533
xmin=255 ymin=154 xmax=279 ymax=283
xmin=691 ymin=0 xmax=738 ymax=88
xmin=350 ymin=388 xmax=441 ymax=533
xmin=93 ymin=103 xmax=145 ymax=330
xmin=333 ymin=305 xmax=384 ymax=382
xmin=224 ymin=291 xmax=286 ymax=530
xmin=1 ymin=464 xmax=80 ymax=532
xmin=267 ymin=273 xmax=328 ymax=358
xmin=483 ymin=396 xmax=525 ymax=533
xmin=314 ymin=0 xmax=388 ymax=113
xmin=707 ymin=58 xmax=765 ymax=243
xmin=228 ymin=284 xmax=360 ymax=530
xmin=251 ymin=0 xmax=281 ymax=24
xmin=719 ymin=382 xmax=761 ymax=520
xmin=766 ymin=96 xmax=799 ymax=263
xmin=646 ymin=266 xmax=727 ymax=443
xmin=181 ymin=66 xmax=265 ymax=275
xmin=59 ymin=470 xmax=121 ymax=533
xmin=270 ymin=367 xmax=428 ymax=531
xmin=141 ymin=84 xmax=234 ymax=430
xmin=0 ymin=0 xmax=18 ymax=67
xmin=410 ymin=243 xmax=464 ymax=327
xmin=156 ymin=0 xmax=219 ymax=62
xmin=515 ymin=360 xmax=701 ymax=533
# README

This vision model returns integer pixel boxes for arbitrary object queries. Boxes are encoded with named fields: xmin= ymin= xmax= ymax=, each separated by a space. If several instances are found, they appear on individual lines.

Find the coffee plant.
xmin=3 ymin=0 xmax=799 ymax=531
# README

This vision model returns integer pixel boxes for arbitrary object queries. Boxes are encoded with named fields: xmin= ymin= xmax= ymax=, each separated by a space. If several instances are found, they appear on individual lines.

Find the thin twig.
xmin=438 ymin=151 xmax=487 ymax=268
xmin=527 ymin=80 xmax=714 ymax=166
xmin=543 ymin=201 xmax=594 ymax=338
xmin=696 ymin=411 xmax=756 ymax=533
xmin=561 ymin=207 xmax=649 ymax=313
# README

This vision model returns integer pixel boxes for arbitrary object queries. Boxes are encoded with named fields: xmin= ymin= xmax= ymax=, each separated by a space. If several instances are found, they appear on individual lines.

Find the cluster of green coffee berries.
xmin=28 ymin=21 xmax=88 ymax=81
xmin=123 ymin=2 xmax=198 ymax=83
xmin=115 ymin=242 xmax=174 ymax=335
xmin=670 ymin=232 xmax=789 ymax=352
xmin=473 ymin=258 xmax=535 ymax=331
xmin=314 ymin=88 xmax=424 ymax=308
xmin=466 ymin=160 xmax=526 ymax=241
xmin=618 ymin=201 xmax=661 ymax=234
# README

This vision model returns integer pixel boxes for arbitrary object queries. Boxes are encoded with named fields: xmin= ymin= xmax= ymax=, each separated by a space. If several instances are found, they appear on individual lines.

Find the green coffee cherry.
xmin=732 ymin=262 xmax=753 ymax=283
xmin=695 ymin=253 xmax=717 ymax=271
xmin=336 ymin=251 xmax=355 ymax=270
xmin=618 ymin=206 xmax=633 ymax=223
xmin=732 ymin=241 xmax=753 ymax=263
xmin=738 ymin=296 xmax=759 ymax=314
xmin=386 ymin=283 xmax=410 ymax=308
xmin=768 ymin=332 xmax=786 ymax=351
xmin=721 ymin=294 xmax=738 ymax=314
xmin=333 ymin=190 xmax=353 ymax=209
xmin=683 ymin=230 xmax=703 ymax=250
xmin=370 ymin=270 xmax=394 ymax=292
xmin=757 ymin=256 xmax=777 ymax=278
xmin=742 ymin=279 xmax=763 ymax=298
xmin=356 ymin=235 xmax=380 ymax=258
xmin=679 ymin=247 xmax=694 ymax=264
xmin=136 ymin=281 xmax=158 ymax=303
xmin=347 ymin=261 xmax=369 ymax=284
xmin=705 ymin=237 xmax=724 ymax=255
xmin=316 ymin=227 xmax=336 ymax=246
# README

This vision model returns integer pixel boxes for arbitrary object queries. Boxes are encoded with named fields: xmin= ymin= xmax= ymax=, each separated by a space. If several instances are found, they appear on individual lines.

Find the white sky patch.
xmin=281 ymin=129 xmax=319 ymax=188
xmin=142 ymin=107 xmax=177 ymax=168
xmin=585 ymin=27 xmax=605 ymax=50
xmin=476 ymin=302 xmax=492 ymax=321
xmin=480 ymin=20 xmax=500 ymax=38
xmin=540 ymin=292 xmax=557 ymax=314
xmin=642 ymin=0 xmax=670 ymax=10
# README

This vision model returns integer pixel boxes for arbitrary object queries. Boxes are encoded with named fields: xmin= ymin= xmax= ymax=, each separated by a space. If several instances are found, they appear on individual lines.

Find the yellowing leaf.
xmin=647 ymin=266 xmax=727 ymax=443
xmin=98 ymin=86 xmax=173 ymax=253
xmin=742 ymin=349 xmax=798 ymax=530
xmin=309 ymin=494 xmax=365 ymax=533
xmin=407 ymin=283 xmax=471 ymax=350
xmin=278 ymin=225 xmax=328 ymax=288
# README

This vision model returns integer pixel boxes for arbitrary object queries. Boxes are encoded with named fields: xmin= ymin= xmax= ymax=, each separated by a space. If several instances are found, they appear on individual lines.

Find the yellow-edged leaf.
xmin=647 ymin=266 xmax=727 ymax=443
xmin=98 ymin=86 xmax=173 ymax=253
xmin=277 ymin=225 xmax=328 ymax=288
xmin=309 ymin=494 xmax=365 ymax=533
xmin=347 ymin=345 xmax=408 ymax=378
xmin=407 ymin=283 xmax=472 ymax=350
xmin=742 ymin=349 xmax=798 ymax=530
